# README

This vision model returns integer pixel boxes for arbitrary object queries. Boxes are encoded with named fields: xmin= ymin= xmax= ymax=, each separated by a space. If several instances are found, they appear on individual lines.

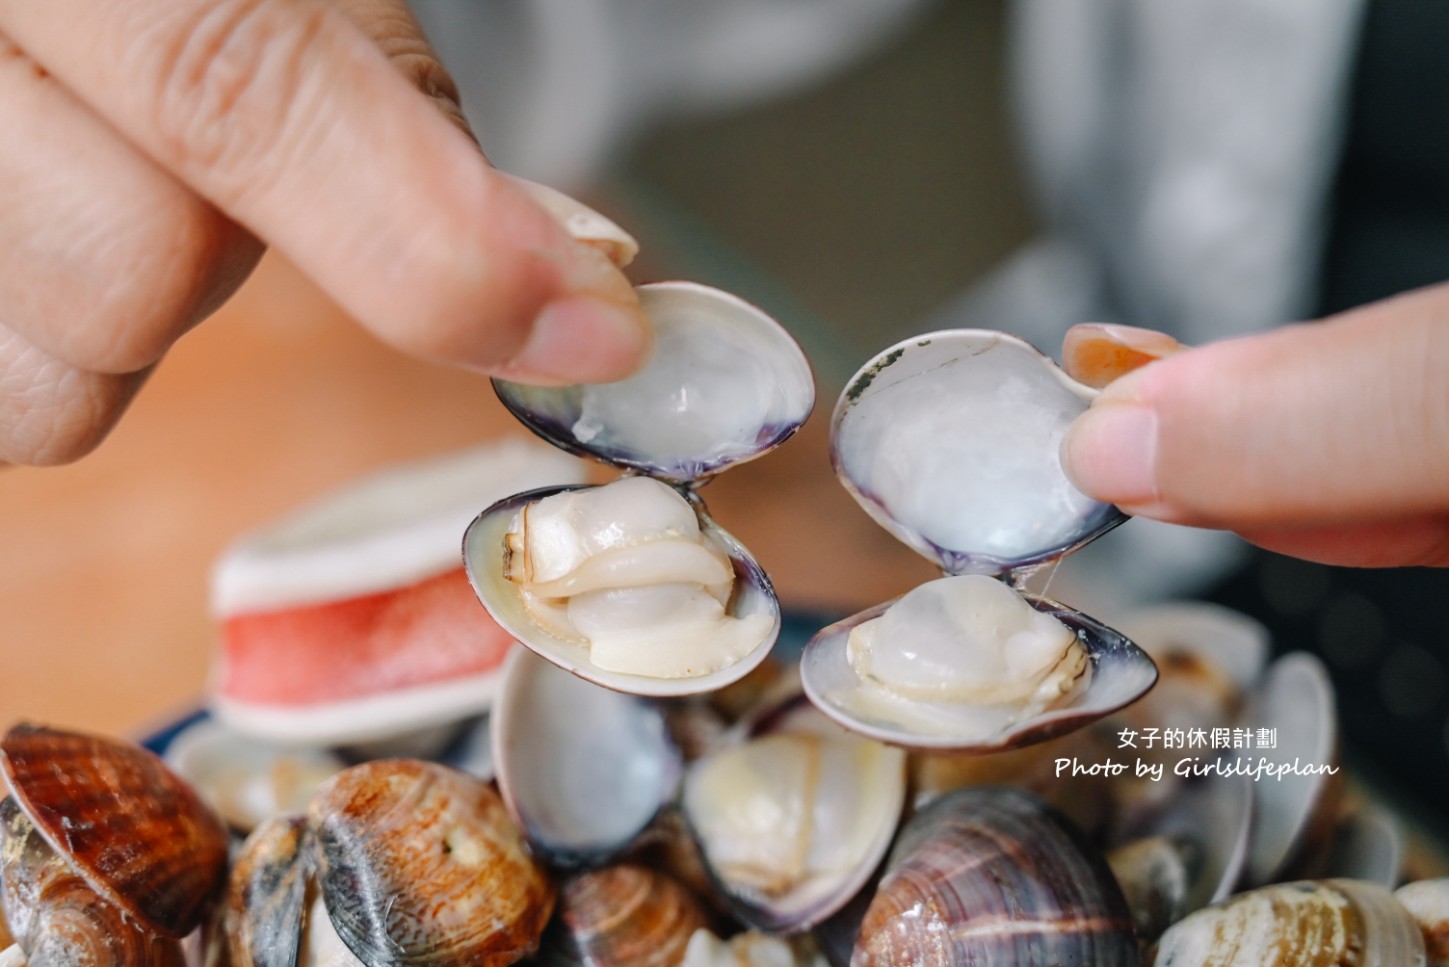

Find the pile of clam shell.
xmin=8 ymin=185 xmax=1449 ymax=967
xmin=6 ymin=625 xmax=1448 ymax=967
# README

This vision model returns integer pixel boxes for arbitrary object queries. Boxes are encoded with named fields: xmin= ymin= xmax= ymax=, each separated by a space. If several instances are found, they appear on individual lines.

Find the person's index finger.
xmin=0 ymin=0 xmax=647 ymax=378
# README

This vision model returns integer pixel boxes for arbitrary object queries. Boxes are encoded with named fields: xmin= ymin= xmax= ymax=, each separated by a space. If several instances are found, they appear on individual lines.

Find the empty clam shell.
xmin=494 ymin=281 xmax=814 ymax=483
xmin=1239 ymin=652 xmax=1341 ymax=887
xmin=464 ymin=482 xmax=781 ymax=696
xmin=831 ymin=330 xmax=1125 ymax=576
xmin=492 ymin=648 xmax=682 ymax=868
xmin=800 ymin=590 xmax=1157 ymax=752
xmin=1325 ymin=806 xmax=1404 ymax=887
xmin=0 ymin=723 xmax=230 ymax=941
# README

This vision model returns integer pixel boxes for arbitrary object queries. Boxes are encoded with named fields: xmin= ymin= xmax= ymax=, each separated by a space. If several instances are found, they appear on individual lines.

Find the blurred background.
xmin=1 ymin=0 xmax=1446 ymax=837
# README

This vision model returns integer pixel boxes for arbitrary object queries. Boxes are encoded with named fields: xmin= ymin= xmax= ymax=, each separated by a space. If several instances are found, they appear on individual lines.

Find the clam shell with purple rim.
xmin=800 ymin=592 xmax=1156 ymax=752
xmin=830 ymin=329 xmax=1125 ymax=576
xmin=463 ymin=483 xmax=781 ymax=697
xmin=493 ymin=282 xmax=813 ymax=484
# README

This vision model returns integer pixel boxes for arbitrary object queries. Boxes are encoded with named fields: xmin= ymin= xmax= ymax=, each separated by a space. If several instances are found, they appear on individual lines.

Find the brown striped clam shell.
xmin=537 ymin=864 xmax=710 ymax=967
xmin=852 ymin=787 xmax=1140 ymax=966
xmin=1149 ymin=879 xmax=1426 ymax=966
xmin=308 ymin=759 xmax=555 ymax=966
xmin=0 ymin=723 xmax=229 ymax=940
xmin=1395 ymin=879 xmax=1449 ymax=966
xmin=0 ymin=798 xmax=184 ymax=967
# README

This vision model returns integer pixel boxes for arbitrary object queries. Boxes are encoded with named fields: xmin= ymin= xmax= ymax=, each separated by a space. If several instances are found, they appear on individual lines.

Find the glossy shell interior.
xmin=491 ymin=648 xmax=681 ymax=868
xmin=493 ymin=282 xmax=814 ymax=483
xmin=463 ymin=484 xmax=781 ymax=697
xmin=831 ymin=329 xmax=1125 ymax=575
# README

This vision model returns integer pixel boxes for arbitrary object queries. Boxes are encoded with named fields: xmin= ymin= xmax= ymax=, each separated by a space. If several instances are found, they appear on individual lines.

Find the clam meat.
xmin=838 ymin=574 xmax=1087 ymax=736
xmin=682 ymin=704 xmax=905 ymax=933
xmin=501 ymin=476 xmax=773 ymax=679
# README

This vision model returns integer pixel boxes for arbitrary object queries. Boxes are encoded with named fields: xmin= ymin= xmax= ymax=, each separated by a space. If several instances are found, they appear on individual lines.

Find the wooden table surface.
xmin=0 ymin=251 xmax=937 ymax=740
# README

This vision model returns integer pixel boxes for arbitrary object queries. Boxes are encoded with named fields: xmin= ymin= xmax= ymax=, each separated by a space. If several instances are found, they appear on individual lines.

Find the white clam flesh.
xmin=842 ymin=574 xmax=1087 ymax=730
xmin=503 ymin=477 xmax=772 ymax=680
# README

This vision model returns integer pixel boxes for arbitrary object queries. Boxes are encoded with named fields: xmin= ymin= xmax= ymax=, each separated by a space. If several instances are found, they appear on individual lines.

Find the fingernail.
xmin=502 ymin=295 xmax=652 ymax=384
xmin=1060 ymin=402 xmax=1160 ymax=505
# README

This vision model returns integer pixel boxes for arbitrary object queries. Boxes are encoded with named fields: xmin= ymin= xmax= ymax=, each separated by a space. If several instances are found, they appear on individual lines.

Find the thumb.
xmin=1059 ymin=285 xmax=1449 ymax=532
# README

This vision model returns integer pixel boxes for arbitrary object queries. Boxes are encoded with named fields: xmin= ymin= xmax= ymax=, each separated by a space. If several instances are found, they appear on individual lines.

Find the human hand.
xmin=0 ymin=0 xmax=650 ymax=466
xmin=1058 ymin=285 xmax=1449 ymax=567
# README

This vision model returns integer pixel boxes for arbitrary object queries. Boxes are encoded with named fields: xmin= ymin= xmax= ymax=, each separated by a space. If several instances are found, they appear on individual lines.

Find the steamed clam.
xmin=227 ymin=759 xmax=554 ymax=967
xmin=0 ymin=723 xmax=230 ymax=967
xmin=535 ymin=864 xmax=710 ymax=967
xmin=802 ymin=331 xmax=1156 ymax=752
xmin=852 ymin=786 xmax=1140 ymax=965
xmin=681 ymin=697 xmax=906 ymax=934
xmin=467 ymin=281 xmax=812 ymax=696
xmin=1149 ymin=879 xmax=1427 ymax=966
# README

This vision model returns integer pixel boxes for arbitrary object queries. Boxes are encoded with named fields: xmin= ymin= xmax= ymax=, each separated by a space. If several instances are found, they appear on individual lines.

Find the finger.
xmin=331 ymin=0 xmax=471 ymax=136
xmin=1237 ymin=515 xmax=1449 ymax=568
xmin=0 ymin=324 xmax=150 ymax=465
xmin=1061 ymin=323 xmax=1186 ymax=388
xmin=1060 ymin=284 xmax=1449 ymax=529
xmin=0 ymin=0 xmax=649 ymax=383
xmin=0 ymin=33 xmax=262 ymax=375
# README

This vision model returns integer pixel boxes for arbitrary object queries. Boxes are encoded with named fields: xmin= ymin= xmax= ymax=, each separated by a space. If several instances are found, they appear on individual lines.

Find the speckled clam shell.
xmin=225 ymin=815 xmax=312 ymax=967
xmin=491 ymin=647 xmax=682 ymax=868
xmin=494 ymin=281 xmax=814 ymax=483
xmin=800 ymin=594 xmax=1157 ymax=753
xmin=1396 ymin=878 xmax=1449 ymax=964
xmin=307 ymin=759 xmax=555 ymax=966
xmin=537 ymin=864 xmax=711 ymax=967
xmin=853 ymin=787 xmax=1140 ymax=967
xmin=1 ymin=798 xmax=185 ymax=967
xmin=463 ymin=483 xmax=781 ymax=697
xmin=0 ymin=723 xmax=230 ymax=940
xmin=831 ymin=330 xmax=1125 ymax=576
xmin=1149 ymin=879 xmax=1426 ymax=966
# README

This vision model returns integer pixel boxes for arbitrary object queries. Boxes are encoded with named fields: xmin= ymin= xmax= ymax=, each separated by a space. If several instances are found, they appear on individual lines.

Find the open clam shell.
xmin=680 ymin=696 xmax=906 ymax=934
xmin=1239 ymin=652 xmax=1341 ymax=887
xmin=491 ymin=648 xmax=682 ymax=868
xmin=494 ymin=282 xmax=814 ymax=483
xmin=800 ymin=592 xmax=1157 ymax=753
xmin=832 ymin=330 xmax=1125 ymax=576
xmin=463 ymin=483 xmax=781 ymax=696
